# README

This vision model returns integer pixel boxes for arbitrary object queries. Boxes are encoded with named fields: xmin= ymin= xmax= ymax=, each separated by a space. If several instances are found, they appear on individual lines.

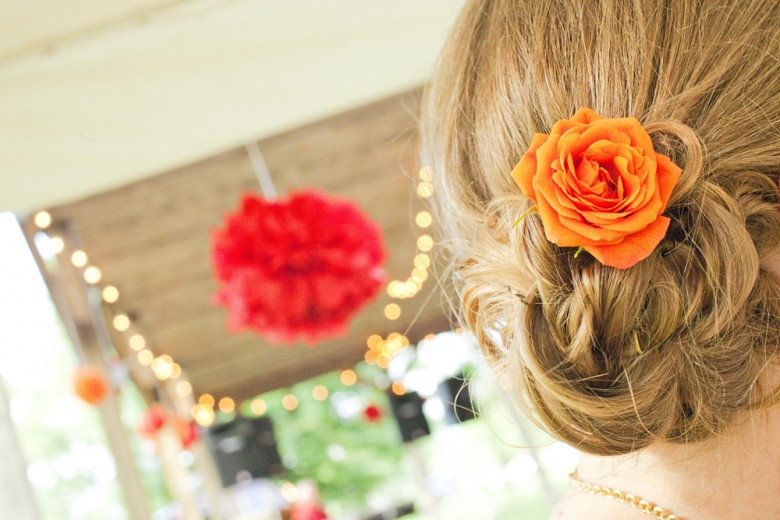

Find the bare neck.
xmin=554 ymin=260 xmax=780 ymax=520
xmin=565 ymin=403 xmax=780 ymax=520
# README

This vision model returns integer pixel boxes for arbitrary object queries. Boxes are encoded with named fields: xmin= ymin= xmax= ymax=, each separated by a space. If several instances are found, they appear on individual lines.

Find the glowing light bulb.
xmin=50 ymin=237 xmax=64 ymax=253
xmin=391 ymin=381 xmax=406 ymax=395
xmin=176 ymin=381 xmax=192 ymax=397
xmin=71 ymin=250 xmax=88 ymax=267
xmin=415 ymin=211 xmax=433 ymax=228
xmin=218 ymin=397 xmax=235 ymax=413
xmin=251 ymin=399 xmax=267 ymax=415
xmin=417 ymin=235 xmax=433 ymax=252
xmin=102 ymin=286 xmax=119 ymax=303
xmin=364 ymin=350 xmax=378 ymax=364
xmin=417 ymin=182 xmax=433 ymax=198
xmin=414 ymin=254 xmax=431 ymax=269
xmin=152 ymin=356 xmax=173 ymax=380
xmin=282 ymin=394 xmax=299 ymax=411
xmin=113 ymin=314 xmax=130 ymax=331
xmin=366 ymin=334 xmax=383 ymax=350
xmin=83 ymin=266 xmax=102 ymax=284
xmin=411 ymin=268 xmax=428 ymax=283
xmin=129 ymin=334 xmax=145 ymax=351
xmin=384 ymin=304 xmax=401 ymax=320
xmin=340 ymin=370 xmax=357 ymax=386
xmin=137 ymin=350 xmax=153 ymax=366
xmin=386 ymin=280 xmax=401 ymax=298
xmin=193 ymin=405 xmax=215 ymax=426
xmin=312 ymin=385 xmax=329 ymax=401
xmin=34 ymin=211 xmax=52 ymax=229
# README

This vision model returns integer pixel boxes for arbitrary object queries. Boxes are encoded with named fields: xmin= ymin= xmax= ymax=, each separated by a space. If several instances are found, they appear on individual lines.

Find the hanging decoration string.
xmin=245 ymin=142 xmax=277 ymax=200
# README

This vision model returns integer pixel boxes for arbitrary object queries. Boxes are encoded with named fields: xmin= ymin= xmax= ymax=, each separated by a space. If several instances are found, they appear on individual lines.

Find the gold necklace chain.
xmin=569 ymin=470 xmax=683 ymax=520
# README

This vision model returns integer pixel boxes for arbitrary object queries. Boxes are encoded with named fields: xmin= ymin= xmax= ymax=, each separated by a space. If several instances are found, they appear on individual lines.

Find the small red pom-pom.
xmin=362 ymin=404 xmax=383 ymax=423
xmin=137 ymin=404 xmax=167 ymax=439
xmin=73 ymin=366 xmax=109 ymax=405
xmin=211 ymin=191 xmax=386 ymax=344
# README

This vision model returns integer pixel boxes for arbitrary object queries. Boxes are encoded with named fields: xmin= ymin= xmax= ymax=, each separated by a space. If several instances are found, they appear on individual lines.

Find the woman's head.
xmin=421 ymin=0 xmax=780 ymax=455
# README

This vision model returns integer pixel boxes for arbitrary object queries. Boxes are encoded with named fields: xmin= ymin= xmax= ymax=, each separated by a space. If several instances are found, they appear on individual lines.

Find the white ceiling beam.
xmin=0 ymin=0 xmax=464 ymax=212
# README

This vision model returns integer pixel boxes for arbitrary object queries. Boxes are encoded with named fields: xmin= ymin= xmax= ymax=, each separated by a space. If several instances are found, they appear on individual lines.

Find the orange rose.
xmin=511 ymin=108 xmax=681 ymax=269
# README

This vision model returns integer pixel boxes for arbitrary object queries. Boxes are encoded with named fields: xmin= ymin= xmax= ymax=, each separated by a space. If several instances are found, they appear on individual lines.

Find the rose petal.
xmin=577 ymin=189 xmax=621 ymax=209
xmin=655 ymin=153 xmax=682 ymax=204
xmin=551 ymin=171 xmax=585 ymax=218
xmin=599 ymin=193 xmax=663 ymax=233
xmin=613 ymin=162 xmax=642 ymax=208
xmin=535 ymin=192 xmax=617 ymax=247
xmin=537 ymin=161 xmax=589 ymax=220
xmin=511 ymin=133 xmax=549 ymax=201
xmin=558 ymin=132 xmax=582 ymax=160
xmin=535 ymin=133 xmax=563 ymax=181
xmin=631 ymin=152 xmax=652 ymax=184
xmin=557 ymin=212 xmax=629 ymax=243
xmin=581 ymin=210 xmax=631 ymax=225
xmin=570 ymin=125 xmax=632 ymax=157
xmin=575 ymin=157 xmax=599 ymax=185
xmin=549 ymin=118 xmax=587 ymax=140
xmin=597 ymin=117 xmax=654 ymax=156
xmin=585 ymin=216 xmax=671 ymax=269
xmin=571 ymin=107 xmax=603 ymax=124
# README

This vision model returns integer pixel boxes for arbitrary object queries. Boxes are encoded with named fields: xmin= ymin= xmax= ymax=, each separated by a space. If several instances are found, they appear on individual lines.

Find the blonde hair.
xmin=421 ymin=0 xmax=780 ymax=455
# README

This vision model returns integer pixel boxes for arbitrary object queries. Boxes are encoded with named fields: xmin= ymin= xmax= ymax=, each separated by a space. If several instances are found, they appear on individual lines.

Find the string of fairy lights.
xmin=30 ymin=167 xmax=437 ymax=428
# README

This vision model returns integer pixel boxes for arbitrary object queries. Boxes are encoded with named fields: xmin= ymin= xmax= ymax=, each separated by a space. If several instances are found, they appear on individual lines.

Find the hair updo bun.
xmin=422 ymin=0 xmax=780 ymax=455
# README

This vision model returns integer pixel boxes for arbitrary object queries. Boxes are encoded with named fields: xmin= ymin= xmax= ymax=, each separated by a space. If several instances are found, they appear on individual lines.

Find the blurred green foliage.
xmin=235 ymin=363 xmax=413 ymax=516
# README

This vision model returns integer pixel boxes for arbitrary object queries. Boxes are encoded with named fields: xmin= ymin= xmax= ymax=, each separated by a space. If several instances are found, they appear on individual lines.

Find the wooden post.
xmin=164 ymin=377 xmax=224 ymax=520
xmin=93 ymin=377 xmax=151 ymax=520
xmin=0 ymin=379 xmax=42 ymax=519
xmin=21 ymin=218 xmax=151 ymax=520
xmin=156 ymin=426 xmax=204 ymax=520
xmin=192 ymin=441 xmax=225 ymax=520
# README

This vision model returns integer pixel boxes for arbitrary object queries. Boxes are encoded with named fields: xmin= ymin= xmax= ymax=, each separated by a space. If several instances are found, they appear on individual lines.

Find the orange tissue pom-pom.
xmin=173 ymin=418 xmax=200 ymax=449
xmin=511 ymin=108 xmax=682 ymax=269
xmin=73 ymin=366 xmax=109 ymax=405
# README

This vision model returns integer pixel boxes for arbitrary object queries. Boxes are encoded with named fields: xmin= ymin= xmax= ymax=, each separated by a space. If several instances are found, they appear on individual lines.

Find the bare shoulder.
xmin=547 ymin=490 xmax=592 ymax=520
xmin=547 ymin=490 xmax=644 ymax=520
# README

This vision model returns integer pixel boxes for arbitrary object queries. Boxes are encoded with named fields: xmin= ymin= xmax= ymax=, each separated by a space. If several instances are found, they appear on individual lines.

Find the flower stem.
xmin=512 ymin=205 xmax=538 ymax=228
xmin=633 ymin=330 xmax=643 ymax=355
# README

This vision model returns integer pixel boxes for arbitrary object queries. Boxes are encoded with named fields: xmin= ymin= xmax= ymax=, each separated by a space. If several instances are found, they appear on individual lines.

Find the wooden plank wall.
xmin=48 ymin=89 xmax=451 ymax=402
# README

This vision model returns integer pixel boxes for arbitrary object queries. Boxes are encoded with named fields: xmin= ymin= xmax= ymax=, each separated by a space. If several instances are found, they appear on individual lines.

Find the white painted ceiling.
xmin=0 ymin=0 xmax=465 ymax=213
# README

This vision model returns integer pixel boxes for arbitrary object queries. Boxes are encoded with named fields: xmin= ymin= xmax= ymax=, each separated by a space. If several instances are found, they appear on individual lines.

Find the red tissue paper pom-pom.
xmin=211 ymin=191 xmax=387 ymax=344
xmin=137 ymin=404 xmax=167 ymax=440
xmin=362 ymin=404 xmax=383 ymax=423
xmin=73 ymin=366 xmax=109 ymax=405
